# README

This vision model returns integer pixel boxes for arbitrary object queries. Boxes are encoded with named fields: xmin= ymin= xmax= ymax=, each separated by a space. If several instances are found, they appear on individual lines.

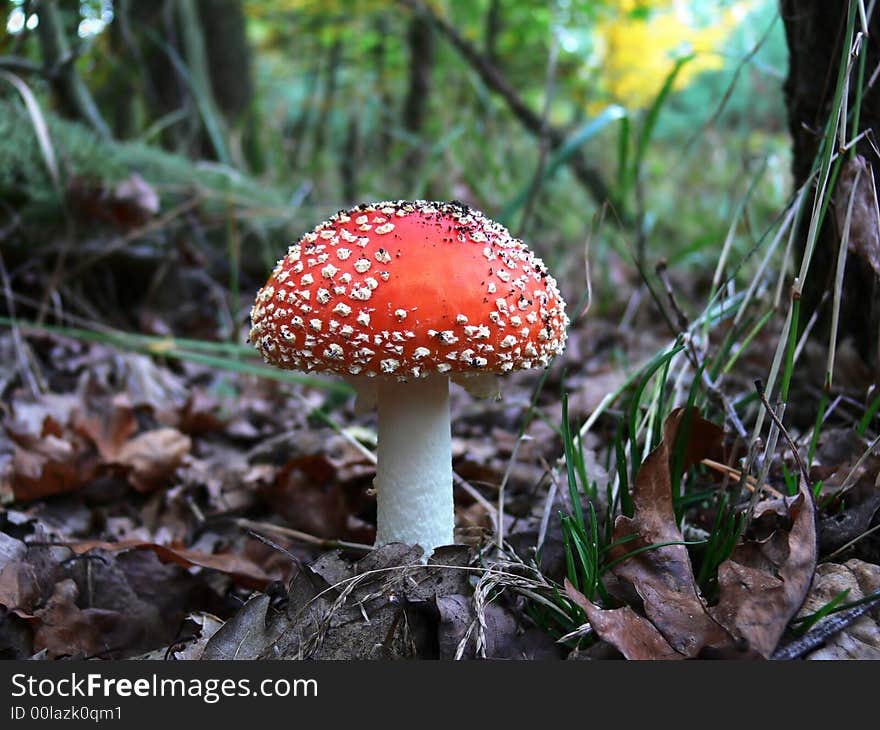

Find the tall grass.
xmin=526 ymin=0 xmax=872 ymax=642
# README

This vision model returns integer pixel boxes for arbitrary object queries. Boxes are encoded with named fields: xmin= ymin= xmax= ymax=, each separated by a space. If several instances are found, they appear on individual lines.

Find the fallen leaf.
xmin=254 ymin=544 xmax=473 ymax=660
xmin=0 ymin=532 xmax=26 ymax=567
xmin=67 ymin=172 xmax=159 ymax=229
xmin=73 ymin=393 xmax=137 ymax=461
xmin=113 ymin=173 xmax=160 ymax=220
xmin=29 ymin=579 xmax=116 ymax=659
xmin=606 ymin=408 xmax=734 ymax=656
xmin=437 ymin=592 xmax=562 ymax=660
xmin=711 ymin=485 xmax=817 ymax=658
xmin=799 ymin=559 xmax=880 ymax=660
xmin=66 ymin=540 xmax=272 ymax=589
xmin=113 ymin=428 xmax=191 ymax=492
xmin=260 ymin=455 xmax=351 ymax=538
xmin=0 ymin=562 xmax=40 ymax=615
xmin=10 ymin=435 xmax=93 ymax=501
xmin=254 ymin=431 xmax=375 ymax=541
xmin=818 ymin=492 xmax=880 ymax=561
xmin=564 ymin=579 xmax=682 ymax=660
xmin=139 ymin=612 xmax=226 ymax=660
xmin=578 ymin=407 xmax=812 ymax=660
xmin=201 ymin=595 xmax=285 ymax=660
xmin=835 ymin=155 xmax=880 ymax=278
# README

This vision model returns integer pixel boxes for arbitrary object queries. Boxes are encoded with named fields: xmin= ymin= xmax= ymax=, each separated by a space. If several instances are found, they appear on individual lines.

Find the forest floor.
xmin=2 ymin=270 xmax=880 ymax=661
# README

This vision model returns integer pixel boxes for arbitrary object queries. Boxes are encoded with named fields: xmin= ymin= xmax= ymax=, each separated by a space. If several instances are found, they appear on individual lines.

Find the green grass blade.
xmin=857 ymin=391 xmax=880 ymax=435
xmin=0 ymin=316 xmax=352 ymax=395
xmin=500 ymin=105 xmax=627 ymax=223
xmin=634 ymin=54 xmax=694 ymax=175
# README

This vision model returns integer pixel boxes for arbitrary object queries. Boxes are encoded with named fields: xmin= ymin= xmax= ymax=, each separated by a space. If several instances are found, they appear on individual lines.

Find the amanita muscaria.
xmin=250 ymin=200 xmax=568 ymax=556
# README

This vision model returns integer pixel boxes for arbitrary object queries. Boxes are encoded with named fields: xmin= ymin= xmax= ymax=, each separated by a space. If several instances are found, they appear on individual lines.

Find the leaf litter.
xmin=566 ymin=408 xmax=817 ymax=659
xmin=0 ymin=297 xmax=877 ymax=660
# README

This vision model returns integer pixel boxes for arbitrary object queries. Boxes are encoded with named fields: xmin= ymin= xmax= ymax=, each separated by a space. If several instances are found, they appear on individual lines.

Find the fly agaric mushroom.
xmin=250 ymin=200 xmax=568 ymax=556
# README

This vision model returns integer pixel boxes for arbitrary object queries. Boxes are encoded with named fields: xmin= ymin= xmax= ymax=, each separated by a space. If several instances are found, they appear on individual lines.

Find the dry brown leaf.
xmin=0 ymin=561 xmax=40 ymax=615
xmin=565 ymin=579 xmax=682 ymax=660
xmin=29 ymin=579 xmax=113 ymax=659
xmin=257 ymin=441 xmax=373 ymax=542
xmin=113 ymin=428 xmax=191 ymax=493
xmin=436 ymin=593 xmax=562 ymax=660
xmin=711 ymin=486 xmax=817 ymax=658
xmin=73 ymin=393 xmax=137 ymax=461
xmin=7 ymin=395 xmax=79 ymax=440
xmin=607 ymin=408 xmax=734 ymax=657
xmin=835 ymin=155 xmax=880 ymax=278
xmin=10 ymin=435 xmax=93 ymax=501
xmin=259 ymin=456 xmax=351 ymax=539
xmin=584 ymin=407 xmax=816 ymax=659
xmin=800 ymin=559 xmax=880 ymax=659
xmin=67 ymin=172 xmax=159 ymax=229
xmin=66 ymin=540 xmax=272 ymax=590
xmin=179 ymin=392 xmax=226 ymax=435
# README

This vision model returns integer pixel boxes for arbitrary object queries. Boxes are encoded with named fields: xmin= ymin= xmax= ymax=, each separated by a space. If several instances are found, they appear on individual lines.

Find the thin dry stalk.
xmin=235 ymin=518 xmax=371 ymax=553
xmin=823 ymin=521 xmax=880 ymax=562
xmin=734 ymin=193 xmax=800 ymax=326
xmin=0 ymin=71 xmax=61 ymax=194
xmin=836 ymin=431 xmax=880 ymax=495
xmin=755 ymin=381 xmax=812 ymax=492
xmin=700 ymin=458 xmax=785 ymax=498
xmin=827 ymin=161 xmax=867 ymax=387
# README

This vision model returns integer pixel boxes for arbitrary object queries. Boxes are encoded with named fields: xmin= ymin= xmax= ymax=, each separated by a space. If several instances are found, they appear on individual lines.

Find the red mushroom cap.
xmin=250 ymin=200 xmax=568 ymax=379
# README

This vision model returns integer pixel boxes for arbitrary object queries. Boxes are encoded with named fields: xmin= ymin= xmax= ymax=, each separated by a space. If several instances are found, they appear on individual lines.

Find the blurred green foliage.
xmin=2 ymin=0 xmax=792 ymax=300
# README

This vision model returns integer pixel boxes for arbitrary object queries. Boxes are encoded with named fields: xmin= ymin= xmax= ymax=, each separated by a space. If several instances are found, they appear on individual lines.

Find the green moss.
xmin=0 ymin=98 xmax=285 ymax=216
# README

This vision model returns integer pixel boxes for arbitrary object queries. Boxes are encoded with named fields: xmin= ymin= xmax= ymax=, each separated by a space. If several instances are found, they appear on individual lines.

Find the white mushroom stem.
xmin=374 ymin=374 xmax=454 ymax=556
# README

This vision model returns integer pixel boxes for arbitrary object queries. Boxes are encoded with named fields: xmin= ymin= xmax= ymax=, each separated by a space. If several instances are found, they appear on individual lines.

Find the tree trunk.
xmin=340 ymin=113 xmax=360 ymax=204
xmin=126 ymin=1 xmax=189 ymax=152
xmin=115 ymin=0 xmax=254 ymax=164
xmin=177 ymin=0 xmax=229 ymax=162
xmin=781 ymin=1 xmax=880 ymax=370
xmin=311 ymin=39 xmax=343 ymax=164
xmin=197 ymin=0 xmax=254 ymax=125
xmin=34 ymin=0 xmax=110 ymax=139
xmin=402 ymin=9 xmax=436 ymax=179
xmin=197 ymin=0 xmax=262 ymax=170
xmin=372 ymin=15 xmax=394 ymax=153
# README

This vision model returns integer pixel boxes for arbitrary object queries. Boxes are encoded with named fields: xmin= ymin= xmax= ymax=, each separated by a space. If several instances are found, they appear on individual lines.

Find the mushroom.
xmin=250 ymin=200 xmax=568 ymax=557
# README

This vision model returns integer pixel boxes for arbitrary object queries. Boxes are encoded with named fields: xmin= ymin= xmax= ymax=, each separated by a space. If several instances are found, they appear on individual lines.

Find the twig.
xmin=772 ymin=592 xmax=880 ymax=659
xmin=0 ymin=56 xmax=42 ymax=74
xmin=754 ymin=379 xmax=813 ymax=493
xmin=454 ymin=472 xmax=499 ymax=528
xmin=700 ymin=458 xmax=785 ymax=499
xmin=822 ymin=521 xmax=880 ymax=562
xmin=235 ymin=518 xmax=371 ymax=553
xmin=516 ymin=26 xmax=559 ymax=237
xmin=0 ymin=251 xmax=42 ymax=397
xmin=398 ymin=0 xmax=618 ymax=215
xmin=655 ymin=258 xmax=701 ymax=370
xmin=245 ymin=529 xmax=303 ymax=567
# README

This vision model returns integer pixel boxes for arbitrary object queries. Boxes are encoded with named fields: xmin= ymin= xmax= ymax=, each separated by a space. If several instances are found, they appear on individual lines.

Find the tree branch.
xmin=33 ymin=0 xmax=111 ymax=139
xmin=0 ymin=56 xmax=42 ymax=75
xmin=400 ymin=0 xmax=618 ymax=215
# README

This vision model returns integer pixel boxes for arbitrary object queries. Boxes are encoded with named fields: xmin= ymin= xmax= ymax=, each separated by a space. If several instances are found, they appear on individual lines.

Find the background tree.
xmin=782 ymin=1 xmax=880 ymax=372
